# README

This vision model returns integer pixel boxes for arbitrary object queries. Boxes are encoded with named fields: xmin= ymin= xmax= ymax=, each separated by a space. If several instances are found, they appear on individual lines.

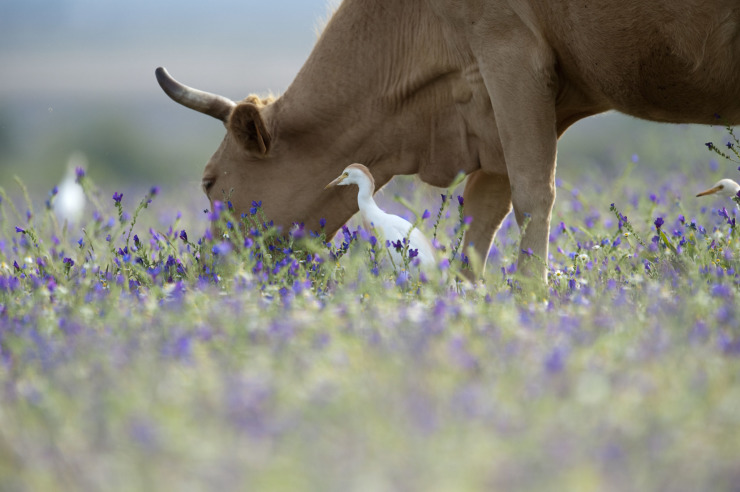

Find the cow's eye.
xmin=202 ymin=178 xmax=215 ymax=194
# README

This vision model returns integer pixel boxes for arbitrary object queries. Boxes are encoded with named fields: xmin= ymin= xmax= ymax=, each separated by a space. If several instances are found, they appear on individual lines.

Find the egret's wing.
xmin=376 ymin=214 xmax=416 ymax=243
xmin=408 ymin=228 xmax=436 ymax=265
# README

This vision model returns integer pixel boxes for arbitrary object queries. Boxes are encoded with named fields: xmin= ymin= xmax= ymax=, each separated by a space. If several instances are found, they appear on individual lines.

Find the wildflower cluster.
xmin=2 ymin=130 xmax=740 ymax=491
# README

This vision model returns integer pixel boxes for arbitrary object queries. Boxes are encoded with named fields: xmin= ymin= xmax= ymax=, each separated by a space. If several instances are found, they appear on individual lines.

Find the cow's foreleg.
xmin=474 ymin=29 xmax=558 ymax=283
xmin=461 ymin=170 xmax=512 ymax=277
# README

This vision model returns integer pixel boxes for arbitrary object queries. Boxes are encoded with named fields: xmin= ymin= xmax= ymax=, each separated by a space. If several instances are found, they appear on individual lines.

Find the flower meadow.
xmin=2 ymin=137 xmax=740 ymax=492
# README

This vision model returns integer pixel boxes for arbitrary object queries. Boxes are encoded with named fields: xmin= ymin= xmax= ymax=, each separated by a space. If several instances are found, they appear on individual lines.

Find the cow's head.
xmin=155 ymin=67 xmax=358 ymax=236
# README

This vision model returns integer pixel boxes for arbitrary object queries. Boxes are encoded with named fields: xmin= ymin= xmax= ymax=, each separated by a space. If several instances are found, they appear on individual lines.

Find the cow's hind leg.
xmin=461 ymin=170 xmax=512 ymax=277
xmin=472 ymin=20 xmax=558 ymax=283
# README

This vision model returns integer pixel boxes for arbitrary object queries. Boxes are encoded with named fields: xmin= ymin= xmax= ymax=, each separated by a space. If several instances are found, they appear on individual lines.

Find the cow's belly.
xmin=574 ymin=44 xmax=740 ymax=124
xmin=546 ymin=1 xmax=740 ymax=124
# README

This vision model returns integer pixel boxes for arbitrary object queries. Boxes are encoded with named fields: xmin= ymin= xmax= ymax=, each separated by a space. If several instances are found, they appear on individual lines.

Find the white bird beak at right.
xmin=696 ymin=186 xmax=722 ymax=197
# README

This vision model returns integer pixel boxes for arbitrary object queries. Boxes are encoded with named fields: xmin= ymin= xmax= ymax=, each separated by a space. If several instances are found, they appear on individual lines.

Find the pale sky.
xmin=0 ymin=0 xmax=337 ymax=100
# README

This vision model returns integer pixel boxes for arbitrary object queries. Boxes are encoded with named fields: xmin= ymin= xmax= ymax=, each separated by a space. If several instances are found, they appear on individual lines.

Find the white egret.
xmin=696 ymin=178 xmax=740 ymax=201
xmin=53 ymin=152 xmax=87 ymax=226
xmin=325 ymin=163 xmax=436 ymax=269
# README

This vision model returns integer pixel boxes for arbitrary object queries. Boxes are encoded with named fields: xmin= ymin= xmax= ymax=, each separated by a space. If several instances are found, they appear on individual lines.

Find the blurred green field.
xmin=0 ymin=121 xmax=739 ymax=492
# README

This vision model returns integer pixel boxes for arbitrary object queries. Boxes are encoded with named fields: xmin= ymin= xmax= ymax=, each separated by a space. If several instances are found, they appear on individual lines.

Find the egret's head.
xmin=696 ymin=178 xmax=740 ymax=198
xmin=324 ymin=163 xmax=375 ymax=190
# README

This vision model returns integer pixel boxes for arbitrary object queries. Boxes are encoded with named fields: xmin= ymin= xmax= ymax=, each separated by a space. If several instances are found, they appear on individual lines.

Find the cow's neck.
xmin=276 ymin=0 xmax=466 ymax=187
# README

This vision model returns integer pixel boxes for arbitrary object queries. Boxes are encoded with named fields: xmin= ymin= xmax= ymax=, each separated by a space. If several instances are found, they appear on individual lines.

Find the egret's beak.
xmin=324 ymin=174 xmax=346 ymax=189
xmin=696 ymin=186 xmax=722 ymax=197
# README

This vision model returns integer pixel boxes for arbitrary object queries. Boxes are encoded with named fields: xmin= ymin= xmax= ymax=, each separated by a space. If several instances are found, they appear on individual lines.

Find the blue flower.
xmin=212 ymin=242 xmax=232 ymax=256
xmin=422 ymin=209 xmax=431 ymax=220
xmin=544 ymin=347 xmax=567 ymax=374
xmin=654 ymin=217 xmax=664 ymax=229
xmin=15 ymin=226 xmax=25 ymax=234
xmin=457 ymin=196 xmax=464 ymax=206
xmin=75 ymin=167 xmax=85 ymax=182
xmin=395 ymin=270 xmax=410 ymax=287
xmin=112 ymin=192 xmax=123 ymax=203
xmin=319 ymin=218 xmax=327 ymax=229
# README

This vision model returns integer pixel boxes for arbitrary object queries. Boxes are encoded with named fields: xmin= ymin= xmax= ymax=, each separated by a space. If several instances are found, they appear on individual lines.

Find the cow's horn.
xmin=155 ymin=67 xmax=236 ymax=122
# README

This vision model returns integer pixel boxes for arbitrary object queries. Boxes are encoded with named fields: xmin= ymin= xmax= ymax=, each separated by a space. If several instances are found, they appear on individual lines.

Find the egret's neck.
xmin=355 ymin=180 xmax=381 ymax=216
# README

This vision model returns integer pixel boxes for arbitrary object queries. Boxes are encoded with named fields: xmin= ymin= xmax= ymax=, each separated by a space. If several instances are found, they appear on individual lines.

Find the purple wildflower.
xmin=654 ymin=217 xmax=664 ymax=229
xmin=544 ymin=348 xmax=567 ymax=374
xmin=395 ymin=270 xmax=410 ymax=287
xmin=112 ymin=192 xmax=123 ymax=203
xmin=212 ymin=242 xmax=232 ymax=256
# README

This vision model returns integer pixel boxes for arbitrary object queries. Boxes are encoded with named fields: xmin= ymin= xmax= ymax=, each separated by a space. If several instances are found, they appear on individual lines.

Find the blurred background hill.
xmin=0 ymin=0 xmax=734 ymax=200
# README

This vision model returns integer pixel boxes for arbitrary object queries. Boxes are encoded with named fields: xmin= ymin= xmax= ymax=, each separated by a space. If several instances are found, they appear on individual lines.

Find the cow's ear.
xmin=228 ymin=102 xmax=272 ymax=155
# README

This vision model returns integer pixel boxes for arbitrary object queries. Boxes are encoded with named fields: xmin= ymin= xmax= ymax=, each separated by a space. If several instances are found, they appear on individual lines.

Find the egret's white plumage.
xmin=696 ymin=178 xmax=740 ymax=200
xmin=53 ymin=152 xmax=87 ymax=226
xmin=326 ymin=163 xmax=435 ymax=269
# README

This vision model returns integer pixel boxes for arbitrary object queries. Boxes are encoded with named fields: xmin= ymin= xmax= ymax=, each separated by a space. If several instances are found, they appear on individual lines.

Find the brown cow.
xmin=157 ymin=0 xmax=740 ymax=282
